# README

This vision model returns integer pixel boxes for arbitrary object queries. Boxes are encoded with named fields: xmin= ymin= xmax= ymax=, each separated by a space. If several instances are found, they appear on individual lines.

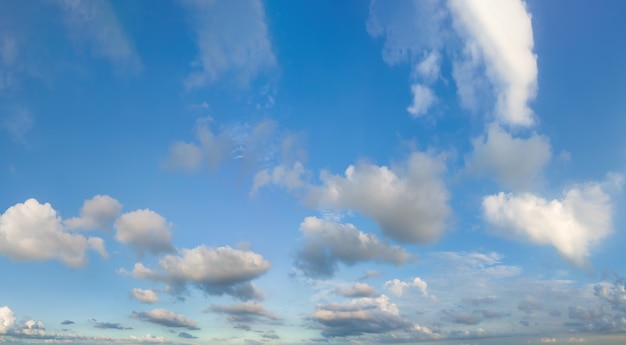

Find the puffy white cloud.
xmin=407 ymin=83 xmax=436 ymax=117
xmin=448 ymin=0 xmax=537 ymax=126
xmin=251 ymin=162 xmax=309 ymax=196
xmin=0 ymin=198 xmax=107 ymax=267
xmin=384 ymin=277 xmax=433 ymax=299
xmin=307 ymin=152 xmax=450 ymax=244
xmin=128 ymin=334 xmax=166 ymax=343
xmin=294 ymin=217 xmax=413 ymax=278
xmin=483 ymin=174 xmax=623 ymax=266
xmin=540 ymin=338 xmax=556 ymax=343
xmin=182 ymin=0 xmax=275 ymax=87
xmin=0 ymin=306 xmax=15 ymax=334
xmin=114 ymin=209 xmax=175 ymax=256
xmin=130 ymin=245 xmax=270 ymax=300
xmin=335 ymin=283 xmax=380 ymax=298
xmin=132 ymin=308 xmax=199 ymax=330
xmin=65 ymin=195 xmax=122 ymax=230
xmin=54 ymin=0 xmax=141 ymax=71
xmin=131 ymin=288 xmax=159 ymax=304
xmin=466 ymin=124 xmax=552 ymax=190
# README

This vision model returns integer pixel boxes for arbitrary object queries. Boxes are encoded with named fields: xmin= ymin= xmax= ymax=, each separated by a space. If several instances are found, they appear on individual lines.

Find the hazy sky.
xmin=1 ymin=1 xmax=626 ymax=344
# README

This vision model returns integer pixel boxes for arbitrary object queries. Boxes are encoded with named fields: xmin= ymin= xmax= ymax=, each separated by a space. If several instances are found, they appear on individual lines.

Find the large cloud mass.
xmin=483 ymin=174 xmax=623 ymax=265
xmin=129 ymin=245 xmax=270 ymax=300
xmin=448 ymin=0 xmax=537 ymax=126
xmin=65 ymin=194 xmax=122 ymax=230
xmin=307 ymin=152 xmax=450 ymax=244
xmin=0 ymin=198 xmax=107 ymax=267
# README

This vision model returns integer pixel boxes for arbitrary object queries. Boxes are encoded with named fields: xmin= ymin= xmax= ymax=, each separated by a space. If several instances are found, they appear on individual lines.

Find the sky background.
xmin=1 ymin=1 xmax=626 ymax=344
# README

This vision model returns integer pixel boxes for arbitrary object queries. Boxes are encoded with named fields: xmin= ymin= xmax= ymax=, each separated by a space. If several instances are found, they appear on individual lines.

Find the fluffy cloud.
xmin=132 ymin=309 xmax=199 ymax=330
xmin=483 ymin=174 xmax=623 ymax=266
xmin=0 ymin=198 xmax=107 ymax=267
xmin=294 ymin=217 xmax=413 ymax=278
xmin=448 ymin=0 xmax=537 ymax=126
xmin=181 ymin=0 xmax=275 ymax=87
xmin=131 ymin=288 xmax=159 ymax=304
xmin=384 ymin=277 xmax=433 ymax=299
xmin=129 ymin=245 xmax=270 ymax=300
xmin=407 ymin=83 xmax=437 ymax=117
xmin=466 ymin=124 xmax=552 ymax=190
xmin=307 ymin=152 xmax=450 ymax=244
xmin=114 ymin=209 xmax=175 ymax=256
xmin=0 ymin=306 xmax=15 ymax=334
xmin=54 ymin=0 xmax=141 ymax=71
xmin=209 ymin=302 xmax=281 ymax=324
xmin=311 ymin=295 xmax=436 ymax=338
xmin=65 ymin=195 xmax=122 ymax=230
xmin=334 ymin=283 xmax=380 ymax=298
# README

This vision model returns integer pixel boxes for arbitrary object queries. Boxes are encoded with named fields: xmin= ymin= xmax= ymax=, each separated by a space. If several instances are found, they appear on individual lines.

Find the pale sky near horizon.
xmin=1 ymin=1 xmax=626 ymax=344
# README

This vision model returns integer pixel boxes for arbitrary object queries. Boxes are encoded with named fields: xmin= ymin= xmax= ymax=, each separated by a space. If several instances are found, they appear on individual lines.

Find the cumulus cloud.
xmin=251 ymin=162 xmax=309 ymax=196
xmin=307 ymin=152 xmax=450 ymax=244
xmin=483 ymin=174 xmax=623 ymax=266
xmin=0 ymin=306 xmax=15 ymax=334
xmin=131 ymin=288 xmax=159 ymax=304
xmin=294 ymin=217 xmax=413 ymax=278
xmin=0 ymin=198 xmax=107 ymax=267
xmin=129 ymin=245 xmax=270 ymax=300
xmin=209 ymin=302 xmax=281 ymax=324
xmin=448 ymin=0 xmax=537 ymax=126
xmin=466 ymin=124 xmax=552 ymax=190
xmin=407 ymin=83 xmax=437 ymax=117
xmin=54 ymin=0 xmax=141 ymax=71
xmin=384 ymin=277 xmax=433 ymax=299
xmin=132 ymin=309 xmax=199 ymax=330
xmin=181 ymin=0 xmax=275 ymax=87
xmin=65 ymin=195 xmax=122 ymax=230
xmin=334 ymin=283 xmax=380 ymax=298
xmin=539 ymin=338 xmax=556 ymax=343
xmin=311 ymin=295 xmax=410 ymax=337
xmin=114 ymin=209 xmax=175 ymax=256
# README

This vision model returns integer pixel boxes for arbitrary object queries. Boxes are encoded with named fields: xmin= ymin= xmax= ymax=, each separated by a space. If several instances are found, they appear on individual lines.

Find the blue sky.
xmin=1 ymin=0 xmax=626 ymax=344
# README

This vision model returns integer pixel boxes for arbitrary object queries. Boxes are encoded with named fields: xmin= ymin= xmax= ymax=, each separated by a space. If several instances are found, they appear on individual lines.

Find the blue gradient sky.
xmin=1 ymin=1 xmax=626 ymax=344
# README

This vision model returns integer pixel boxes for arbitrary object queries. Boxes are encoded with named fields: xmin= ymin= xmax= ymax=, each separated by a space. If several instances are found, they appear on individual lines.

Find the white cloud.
xmin=0 ymin=198 xmax=107 ymax=267
xmin=448 ymin=0 xmax=537 ymax=126
xmin=0 ymin=306 xmax=15 ymax=334
xmin=539 ymin=337 xmax=556 ymax=343
xmin=127 ymin=334 xmax=166 ymax=343
xmin=131 ymin=288 xmax=159 ymax=304
xmin=466 ymin=123 xmax=552 ymax=190
xmin=65 ymin=195 xmax=122 ymax=230
xmin=307 ymin=152 xmax=450 ymax=244
xmin=384 ymin=277 xmax=433 ymax=299
xmin=407 ymin=83 xmax=437 ymax=117
xmin=54 ymin=0 xmax=141 ymax=71
xmin=132 ymin=309 xmax=199 ymax=330
xmin=114 ymin=209 xmax=175 ymax=256
xmin=335 ymin=283 xmax=380 ymax=298
xmin=130 ymin=245 xmax=270 ymax=300
xmin=295 ymin=217 xmax=413 ymax=278
xmin=483 ymin=174 xmax=623 ymax=266
xmin=182 ymin=0 xmax=275 ymax=87
xmin=251 ymin=162 xmax=309 ymax=196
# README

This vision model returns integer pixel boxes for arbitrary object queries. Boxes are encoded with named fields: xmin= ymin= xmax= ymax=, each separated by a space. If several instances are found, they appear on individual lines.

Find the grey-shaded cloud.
xmin=294 ymin=217 xmax=413 ymax=278
xmin=132 ymin=308 xmax=199 ymax=330
xmin=128 ymin=245 xmax=270 ymax=300
xmin=209 ymin=302 xmax=281 ymax=325
xmin=94 ymin=322 xmax=132 ymax=330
